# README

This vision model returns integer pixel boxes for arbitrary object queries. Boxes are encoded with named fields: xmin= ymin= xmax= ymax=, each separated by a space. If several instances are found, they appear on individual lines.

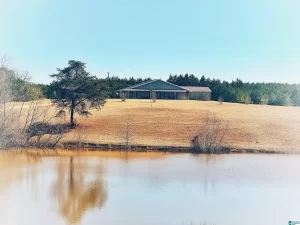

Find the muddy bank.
xmin=3 ymin=141 xmax=286 ymax=154
xmin=57 ymin=142 xmax=283 ymax=154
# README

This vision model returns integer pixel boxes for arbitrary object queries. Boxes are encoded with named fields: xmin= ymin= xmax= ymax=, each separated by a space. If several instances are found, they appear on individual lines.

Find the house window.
xmin=132 ymin=92 xmax=136 ymax=98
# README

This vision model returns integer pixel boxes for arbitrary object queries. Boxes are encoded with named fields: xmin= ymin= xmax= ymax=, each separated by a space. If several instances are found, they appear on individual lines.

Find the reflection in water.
xmin=0 ymin=151 xmax=40 ymax=191
xmin=191 ymin=154 xmax=218 ymax=164
xmin=2 ymin=151 xmax=300 ymax=225
xmin=0 ymin=150 xmax=41 ymax=168
xmin=52 ymin=156 xmax=107 ymax=224
xmin=191 ymin=154 xmax=218 ymax=195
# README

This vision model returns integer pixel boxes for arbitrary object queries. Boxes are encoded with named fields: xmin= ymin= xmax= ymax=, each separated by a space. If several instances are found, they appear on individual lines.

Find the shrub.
xmin=191 ymin=114 xmax=229 ymax=154
xmin=260 ymin=95 xmax=269 ymax=105
xmin=243 ymin=94 xmax=252 ymax=104
xmin=277 ymin=93 xmax=292 ymax=106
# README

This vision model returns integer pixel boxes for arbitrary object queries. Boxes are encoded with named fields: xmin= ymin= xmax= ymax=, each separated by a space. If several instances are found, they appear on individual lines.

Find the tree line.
xmin=167 ymin=74 xmax=300 ymax=106
xmin=0 ymin=66 xmax=44 ymax=102
xmin=5 ymin=62 xmax=300 ymax=107
xmin=43 ymin=76 xmax=152 ymax=99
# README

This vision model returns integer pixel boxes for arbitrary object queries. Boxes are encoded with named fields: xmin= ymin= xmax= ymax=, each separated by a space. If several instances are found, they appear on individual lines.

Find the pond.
xmin=0 ymin=151 xmax=300 ymax=225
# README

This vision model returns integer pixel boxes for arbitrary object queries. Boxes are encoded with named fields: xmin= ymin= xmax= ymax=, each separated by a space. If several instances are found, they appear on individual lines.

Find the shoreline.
xmin=31 ymin=142 xmax=287 ymax=154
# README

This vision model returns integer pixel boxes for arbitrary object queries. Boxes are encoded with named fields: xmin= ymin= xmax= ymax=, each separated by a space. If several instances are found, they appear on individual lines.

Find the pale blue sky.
xmin=1 ymin=0 xmax=300 ymax=84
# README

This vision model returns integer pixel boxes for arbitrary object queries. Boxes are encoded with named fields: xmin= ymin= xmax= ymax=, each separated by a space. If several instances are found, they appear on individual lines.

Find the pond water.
xmin=0 ymin=151 xmax=300 ymax=225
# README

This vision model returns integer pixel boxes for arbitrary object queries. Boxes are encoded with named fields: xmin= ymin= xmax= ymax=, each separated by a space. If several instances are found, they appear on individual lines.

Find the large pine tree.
xmin=50 ymin=60 xmax=108 ymax=127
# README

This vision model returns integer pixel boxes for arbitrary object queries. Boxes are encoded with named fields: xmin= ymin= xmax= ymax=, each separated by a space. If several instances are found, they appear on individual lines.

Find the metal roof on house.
xmin=127 ymin=79 xmax=186 ymax=90
xmin=126 ymin=79 xmax=157 ymax=89
xmin=152 ymin=89 xmax=187 ymax=92
xmin=118 ymin=79 xmax=211 ymax=93
xmin=180 ymin=86 xmax=212 ymax=92
xmin=119 ymin=89 xmax=149 ymax=91
xmin=118 ymin=88 xmax=187 ymax=92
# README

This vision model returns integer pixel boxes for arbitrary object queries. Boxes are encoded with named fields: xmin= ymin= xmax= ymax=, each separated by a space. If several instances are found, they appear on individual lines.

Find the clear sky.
xmin=1 ymin=0 xmax=300 ymax=84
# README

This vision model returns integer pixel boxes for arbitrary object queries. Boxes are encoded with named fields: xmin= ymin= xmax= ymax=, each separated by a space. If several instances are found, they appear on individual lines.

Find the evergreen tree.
xmin=50 ymin=60 xmax=108 ymax=127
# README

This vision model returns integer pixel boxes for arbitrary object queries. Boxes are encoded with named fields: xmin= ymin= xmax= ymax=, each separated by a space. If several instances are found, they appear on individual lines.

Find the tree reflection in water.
xmin=0 ymin=151 xmax=40 ymax=191
xmin=52 ymin=156 xmax=107 ymax=224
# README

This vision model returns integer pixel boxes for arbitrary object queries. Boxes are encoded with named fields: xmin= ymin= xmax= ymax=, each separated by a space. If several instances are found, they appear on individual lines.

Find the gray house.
xmin=117 ymin=79 xmax=211 ymax=100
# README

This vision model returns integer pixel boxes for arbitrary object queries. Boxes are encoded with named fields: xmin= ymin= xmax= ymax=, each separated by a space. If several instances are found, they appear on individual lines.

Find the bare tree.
xmin=0 ymin=99 xmax=67 ymax=149
xmin=121 ymin=119 xmax=134 ymax=160
xmin=124 ymin=120 xmax=132 ymax=149
xmin=218 ymin=96 xmax=223 ymax=105
xmin=0 ymin=57 xmax=67 ymax=149
xmin=151 ymin=91 xmax=156 ymax=102
xmin=0 ymin=57 xmax=14 ymax=148
xmin=70 ymin=128 xmax=88 ymax=149
xmin=120 ymin=91 xmax=127 ymax=101
xmin=191 ymin=114 xmax=229 ymax=154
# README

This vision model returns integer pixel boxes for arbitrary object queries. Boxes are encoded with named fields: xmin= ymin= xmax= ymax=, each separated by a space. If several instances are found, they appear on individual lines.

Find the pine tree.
xmin=50 ymin=60 xmax=108 ymax=127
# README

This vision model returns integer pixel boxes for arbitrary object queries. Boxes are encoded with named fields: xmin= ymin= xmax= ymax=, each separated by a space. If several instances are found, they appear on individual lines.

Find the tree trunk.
xmin=70 ymin=98 xmax=75 ymax=127
xmin=69 ymin=156 xmax=74 ymax=194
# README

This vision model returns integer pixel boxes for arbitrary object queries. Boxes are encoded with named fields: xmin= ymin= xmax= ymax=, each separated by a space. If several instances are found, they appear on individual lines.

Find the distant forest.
xmin=17 ymin=72 xmax=300 ymax=107
xmin=167 ymin=74 xmax=300 ymax=106
xmin=96 ymin=73 xmax=300 ymax=106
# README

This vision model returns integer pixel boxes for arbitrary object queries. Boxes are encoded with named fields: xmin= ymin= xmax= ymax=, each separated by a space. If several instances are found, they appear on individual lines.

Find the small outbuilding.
xmin=180 ymin=86 xmax=212 ymax=100
xmin=116 ymin=79 xmax=211 ymax=100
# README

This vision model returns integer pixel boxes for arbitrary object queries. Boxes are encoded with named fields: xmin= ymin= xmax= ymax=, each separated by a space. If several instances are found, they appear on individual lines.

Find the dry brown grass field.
xmin=49 ymin=99 xmax=300 ymax=153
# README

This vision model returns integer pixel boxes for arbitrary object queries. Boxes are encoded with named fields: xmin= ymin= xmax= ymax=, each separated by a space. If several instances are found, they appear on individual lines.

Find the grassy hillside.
xmin=60 ymin=99 xmax=300 ymax=152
